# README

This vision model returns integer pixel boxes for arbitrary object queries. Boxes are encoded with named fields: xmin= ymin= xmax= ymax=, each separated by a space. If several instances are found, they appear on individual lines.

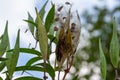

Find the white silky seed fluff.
xmin=54 ymin=2 xmax=81 ymax=67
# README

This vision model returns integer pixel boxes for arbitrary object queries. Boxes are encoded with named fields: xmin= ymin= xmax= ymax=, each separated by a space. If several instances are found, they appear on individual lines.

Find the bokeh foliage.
xmin=73 ymin=0 xmax=120 ymax=79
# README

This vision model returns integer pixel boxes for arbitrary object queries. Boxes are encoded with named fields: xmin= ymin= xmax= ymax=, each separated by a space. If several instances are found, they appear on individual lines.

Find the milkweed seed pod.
xmin=54 ymin=2 xmax=81 ymax=68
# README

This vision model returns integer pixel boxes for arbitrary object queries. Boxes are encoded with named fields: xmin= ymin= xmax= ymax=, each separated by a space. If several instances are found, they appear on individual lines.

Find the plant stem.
xmin=62 ymin=56 xmax=74 ymax=80
xmin=115 ymin=68 xmax=120 ymax=80
xmin=58 ymin=70 xmax=61 ymax=80
xmin=63 ymin=69 xmax=69 ymax=80
xmin=43 ymin=57 xmax=47 ymax=80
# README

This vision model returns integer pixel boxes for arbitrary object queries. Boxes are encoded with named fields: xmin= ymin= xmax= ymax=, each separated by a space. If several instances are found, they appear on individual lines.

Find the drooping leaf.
xmin=24 ymin=20 xmax=38 ymax=28
xmin=39 ymin=0 xmax=48 ymax=20
xmin=45 ymin=4 xmax=55 ymax=32
xmin=6 ymin=30 xmax=20 ymax=79
xmin=109 ymin=17 xmax=119 ymax=68
xmin=8 ymin=48 xmax=41 ymax=56
xmin=99 ymin=39 xmax=106 ymax=80
xmin=25 ymin=57 xmax=42 ymax=66
xmin=35 ymin=8 xmax=48 ymax=59
xmin=15 ymin=76 xmax=42 ymax=80
xmin=21 ymin=57 xmax=42 ymax=74
xmin=0 ymin=21 xmax=9 ymax=57
xmin=15 ymin=63 xmax=55 ymax=79
xmin=27 ymin=12 xmax=35 ymax=35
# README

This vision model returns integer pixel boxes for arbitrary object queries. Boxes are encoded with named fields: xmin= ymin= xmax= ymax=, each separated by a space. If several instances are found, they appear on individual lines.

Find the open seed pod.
xmin=54 ymin=2 xmax=81 ymax=68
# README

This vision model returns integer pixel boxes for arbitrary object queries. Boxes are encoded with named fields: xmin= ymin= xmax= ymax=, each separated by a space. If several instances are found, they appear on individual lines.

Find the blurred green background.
xmin=72 ymin=0 xmax=120 ymax=80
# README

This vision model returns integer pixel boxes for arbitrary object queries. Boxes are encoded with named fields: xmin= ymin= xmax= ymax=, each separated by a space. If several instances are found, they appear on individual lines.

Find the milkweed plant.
xmin=0 ymin=0 xmax=120 ymax=80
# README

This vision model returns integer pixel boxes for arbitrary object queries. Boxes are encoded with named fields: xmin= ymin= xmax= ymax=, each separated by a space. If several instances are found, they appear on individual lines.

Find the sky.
xmin=0 ymin=0 xmax=119 ymax=47
xmin=0 ymin=0 xmax=119 ymax=79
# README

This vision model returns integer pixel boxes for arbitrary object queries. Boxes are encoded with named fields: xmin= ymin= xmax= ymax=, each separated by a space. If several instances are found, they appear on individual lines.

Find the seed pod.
xmin=55 ymin=9 xmax=73 ymax=68
xmin=55 ymin=2 xmax=81 ymax=68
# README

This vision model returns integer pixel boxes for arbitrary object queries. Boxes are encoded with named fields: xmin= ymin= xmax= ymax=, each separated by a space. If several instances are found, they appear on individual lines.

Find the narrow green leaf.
xmin=21 ymin=57 xmax=42 ymax=74
xmin=5 ymin=33 xmax=11 ymax=76
xmin=15 ymin=76 xmax=42 ymax=80
xmin=39 ymin=0 xmax=48 ymax=20
xmin=45 ymin=4 xmax=55 ymax=32
xmin=99 ymin=39 xmax=106 ymax=80
xmin=15 ymin=66 xmax=43 ymax=71
xmin=0 ymin=21 xmax=9 ymax=57
xmin=0 ymin=22 xmax=10 ymax=72
xmin=32 ymin=62 xmax=55 ymax=79
xmin=27 ymin=12 xmax=35 ymax=35
xmin=0 ymin=62 xmax=5 ymax=72
xmin=35 ymin=8 xmax=48 ymax=59
xmin=8 ymin=48 xmax=41 ymax=56
xmin=19 ymin=48 xmax=40 ymax=56
xmin=15 ymin=64 xmax=55 ymax=79
xmin=6 ymin=30 xmax=20 ymax=79
xmin=24 ymin=20 xmax=38 ymax=28
xmin=110 ymin=17 xmax=119 ymax=68
xmin=25 ymin=57 xmax=42 ymax=66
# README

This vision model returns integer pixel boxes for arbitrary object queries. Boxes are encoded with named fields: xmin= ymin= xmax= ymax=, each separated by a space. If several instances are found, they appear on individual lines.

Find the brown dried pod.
xmin=55 ymin=17 xmax=59 ymax=21
xmin=54 ymin=26 xmax=59 ymax=31
xmin=57 ymin=6 xmax=63 ymax=12
xmin=65 ymin=2 xmax=71 ymax=5
xmin=55 ymin=9 xmax=73 ymax=68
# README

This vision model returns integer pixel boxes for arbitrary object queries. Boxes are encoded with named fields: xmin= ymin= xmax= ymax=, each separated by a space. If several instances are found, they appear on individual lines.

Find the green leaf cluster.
xmin=0 ymin=1 xmax=56 ymax=80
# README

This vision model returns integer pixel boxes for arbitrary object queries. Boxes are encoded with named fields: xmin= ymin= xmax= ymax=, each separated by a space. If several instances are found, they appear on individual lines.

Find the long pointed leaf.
xmin=6 ymin=30 xmax=20 ymax=79
xmin=21 ymin=57 xmax=42 ymax=74
xmin=25 ymin=57 xmax=42 ymax=66
xmin=35 ymin=8 xmax=48 ymax=59
xmin=0 ymin=21 xmax=9 ymax=57
xmin=45 ymin=4 xmax=55 ymax=32
xmin=15 ymin=64 xmax=55 ymax=79
xmin=24 ymin=20 xmax=38 ymax=28
xmin=110 ymin=17 xmax=119 ymax=68
xmin=39 ymin=0 xmax=48 ymax=20
xmin=99 ymin=39 xmax=106 ymax=80
xmin=15 ymin=66 xmax=43 ymax=71
xmin=15 ymin=76 xmax=42 ymax=80
xmin=8 ymin=48 xmax=41 ymax=56
xmin=27 ymin=12 xmax=35 ymax=35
